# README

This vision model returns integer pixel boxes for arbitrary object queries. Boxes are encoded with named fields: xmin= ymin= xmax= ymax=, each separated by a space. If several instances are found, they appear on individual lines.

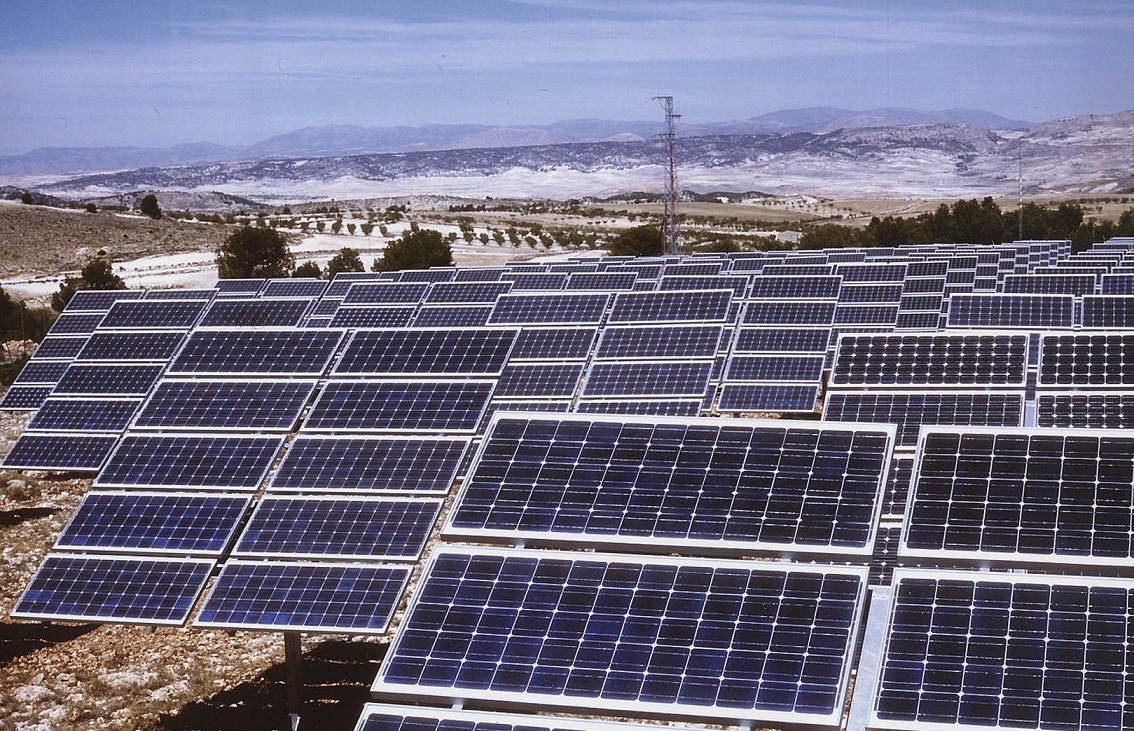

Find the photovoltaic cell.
xmin=833 ymin=304 xmax=899 ymax=325
xmin=99 ymin=300 xmax=206 ymax=329
xmin=269 ymin=435 xmax=469 ymax=493
xmin=0 ymin=433 xmax=119 ymax=470
xmin=95 ymin=434 xmax=285 ymax=489
xmin=1001 ymin=273 xmax=1096 ymax=296
xmin=1100 ymin=273 xmax=1134 ymax=294
xmin=504 ymin=272 xmax=568 ymax=291
xmin=261 ymin=278 xmax=327 ymax=298
xmin=822 ymin=391 xmax=1026 ymax=448
xmin=411 ymin=305 xmax=493 ymax=327
xmin=11 ymin=554 xmax=213 ymax=625
xmin=328 ymin=306 xmax=418 ymax=328
xmin=303 ymin=380 xmax=495 ymax=433
xmin=742 ymin=301 xmax=837 ymax=326
xmin=1038 ymin=333 xmax=1134 ymax=386
xmin=64 ymin=289 xmax=145 ymax=311
xmin=11 ymin=360 xmax=70 ymax=385
xmin=35 ymin=336 xmax=92 ymax=359
xmin=1080 ymin=295 xmax=1134 ymax=328
xmin=133 ymin=379 xmax=316 ymax=431
xmin=213 ymin=279 xmax=265 ymax=297
xmin=352 ymin=704 xmax=705 ymax=731
xmin=509 ymin=327 xmax=597 ymax=361
xmin=837 ymin=284 xmax=904 ymax=304
xmin=47 ymin=312 xmax=105 ymax=335
xmin=489 ymin=293 xmax=610 ymax=326
xmin=574 ymin=399 xmax=702 ymax=417
xmin=333 ymin=328 xmax=518 ymax=377
xmin=167 ymin=329 xmax=343 ymax=376
xmin=608 ymin=289 xmax=732 ymax=323
xmin=748 ymin=276 xmax=841 ymax=300
xmin=946 ymin=293 xmax=1075 ymax=328
xmin=374 ymin=547 xmax=866 ymax=726
xmin=659 ymin=275 xmax=749 ymax=299
xmin=199 ymin=298 xmax=312 ymax=328
xmin=1037 ymin=392 xmax=1134 ymax=428
xmin=716 ymin=384 xmax=820 ymax=413
xmin=76 ymin=331 xmax=186 ymax=362
xmin=734 ymin=327 xmax=830 ymax=354
xmin=495 ymin=363 xmax=585 ymax=398
xmin=581 ymin=361 xmax=713 ymax=398
xmin=0 ymin=385 xmax=53 ymax=410
xmin=829 ymin=333 xmax=1028 ymax=388
xmin=566 ymin=271 xmax=638 ymax=291
xmin=144 ymin=289 xmax=217 ymax=301
xmin=398 ymin=269 xmax=456 ymax=283
xmin=344 ymin=282 xmax=431 ymax=304
xmin=425 ymin=281 xmax=512 ymax=303
xmin=53 ymin=363 xmax=164 ymax=396
xmin=27 ymin=397 xmax=142 ymax=432
xmin=595 ymin=324 xmax=723 ymax=360
xmin=195 ymin=560 xmax=411 ymax=633
xmin=724 ymin=355 xmax=824 ymax=382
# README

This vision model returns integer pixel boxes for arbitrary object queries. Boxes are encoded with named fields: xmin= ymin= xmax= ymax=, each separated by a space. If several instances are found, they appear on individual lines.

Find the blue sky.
xmin=1 ymin=0 xmax=1132 ymax=155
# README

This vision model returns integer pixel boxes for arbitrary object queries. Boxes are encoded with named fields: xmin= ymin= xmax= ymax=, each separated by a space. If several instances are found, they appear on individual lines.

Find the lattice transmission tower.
xmin=655 ymin=96 xmax=681 ymax=255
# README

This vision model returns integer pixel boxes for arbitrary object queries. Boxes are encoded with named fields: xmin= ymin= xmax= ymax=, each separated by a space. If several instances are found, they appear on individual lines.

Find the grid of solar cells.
xmin=449 ymin=415 xmax=890 ymax=552
xmin=52 ymin=363 xmax=164 ymax=396
xmin=565 ymin=271 xmax=638 ymax=291
xmin=213 ymin=279 xmax=265 ymax=297
xmin=906 ymin=261 xmax=950 ymax=277
xmin=47 ymin=312 xmax=105 ymax=335
xmin=716 ymin=384 xmax=819 ymax=412
xmin=822 ymin=392 xmax=1025 ymax=448
xmin=425 ymin=281 xmax=512 ymax=303
xmin=835 ymin=263 xmax=907 ymax=283
xmin=495 ymin=363 xmax=585 ymax=398
xmin=76 ymin=331 xmax=185 ymax=362
xmin=659 ymin=275 xmax=749 ymax=299
xmin=64 ymin=289 xmax=145 ymax=311
xmin=1038 ymin=333 xmax=1134 ymax=386
xmin=35 ymin=335 xmax=91 ymax=359
xmin=733 ymin=327 xmax=829 ymax=353
xmin=233 ymin=497 xmax=441 ymax=559
xmin=454 ymin=268 xmax=506 ymax=282
xmin=325 ymin=272 xmax=383 ymax=296
xmin=946 ymin=293 xmax=1075 ymax=328
xmin=904 ymin=428 xmax=1134 ymax=566
xmin=311 ymin=298 xmax=343 ymax=316
xmin=95 ymin=434 xmax=285 ymax=489
xmin=871 ymin=570 xmax=1134 ymax=730
xmin=144 ymin=288 xmax=217 ymax=301
xmin=725 ymin=355 xmax=824 ymax=382
xmin=0 ymin=433 xmax=119 ymax=470
xmin=411 ymin=305 xmax=492 ymax=327
xmin=759 ymin=264 xmax=835 ymax=276
xmin=595 ymin=324 xmax=723 ymax=360
xmin=12 ymin=554 xmax=213 ymax=624
xmin=742 ymin=300 xmax=837 ymax=325
xmin=27 ymin=397 xmax=142 ymax=432
xmin=333 ymin=328 xmax=518 ymax=377
xmin=133 ymin=379 xmax=316 ymax=431
xmin=867 ymin=525 xmax=902 ymax=586
xmin=344 ymin=282 xmax=431 ymax=304
xmin=1101 ymin=273 xmax=1134 ymax=294
xmin=56 ymin=492 xmax=250 ymax=555
xmin=0 ymin=385 xmax=54 ymax=410
xmin=99 ymin=300 xmax=207 ymax=330
xmin=898 ymin=293 xmax=944 ymax=310
xmin=747 ymin=276 xmax=841 ymax=300
xmin=1081 ymin=295 xmax=1134 ymax=328
xmin=509 ymin=327 xmax=597 ymax=361
xmin=581 ymin=361 xmax=712 ymax=398
xmin=837 ymin=284 xmax=904 ymax=303
xmin=1001 ymin=273 xmax=1097 ymax=296
xmin=352 ymin=704 xmax=705 ymax=731
xmin=269 ymin=435 xmax=469 ymax=493
xmin=261 ymin=278 xmax=328 ymax=298
xmin=11 ymin=360 xmax=70 ymax=385
xmin=881 ymin=456 xmax=914 ymax=519
xmin=607 ymin=262 xmax=664 ymax=279
xmin=1037 ymin=392 xmax=1134 ymax=428
xmin=574 ymin=398 xmax=702 ymax=417
xmin=304 ymin=380 xmax=494 ymax=433
xmin=608 ymin=289 xmax=732 ymax=324
xmin=902 ymin=277 xmax=947 ymax=294
xmin=195 ymin=560 xmax=411 ymax=633
xmin=167 ymin=329 xmax=343 ymax=376
xmin=504 ymin=272 xmax=568 ymax=291
xmin=663 ymin=261 xmax=725 ymax=276
xmin=829 ymin=333 xmax=1029 ymax=387
xmin=198 ymin=298 xmax=312 ymax=328
xmin=834 ymin=304 xmax=899 ymax=325
xmin=549 ymin=263 xmax=600 ymax=274
xmin=488 ymin=293 xmax=610 ymax=325
xmin=328 ymin=306 xmax=418 ymax=329
xmin=482 ymin=400 xmax=573 ymax=427
xmin=894 ymin=311 xmax=943 ymax=330
xmin=375 ymin=548 xmax=866 ymax=724
xmin=398 ymin=268 xmax=456 ymax=283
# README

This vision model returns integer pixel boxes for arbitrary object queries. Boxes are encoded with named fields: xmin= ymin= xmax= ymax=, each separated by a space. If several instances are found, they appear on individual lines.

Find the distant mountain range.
xmin=0 ymin=107 xmax=1034 ymax=176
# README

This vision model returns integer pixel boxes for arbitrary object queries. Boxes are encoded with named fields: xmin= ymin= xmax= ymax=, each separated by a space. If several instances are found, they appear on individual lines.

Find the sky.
xmin=1 ymin=0 xmax=1132 ymax=155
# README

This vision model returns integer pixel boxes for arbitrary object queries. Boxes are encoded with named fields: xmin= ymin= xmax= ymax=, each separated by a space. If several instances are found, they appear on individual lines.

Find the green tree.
xmin=360 ymin=222 xmax=374 ymax=236
xmin=51 ymin=258 xmax=127 ymax=312
xmin=215 ymin=225 xmax=295 ymax=279
xmin=799 ymin=224 xmax=862 ymax=249
xmin=331 ymin=220 xmax=343 ymax=234
xmin=293 ymin=261 xmax=323 ymax=278
xmin=372 ymin=228 xmax=453 ymax=272
xmin=607 ymin=225 xmax=664 ymax=257
xmin=84 ymin=203 xmax=97 ymax=214
xmin=140 ymin=194 xmax=162 ymax=219
xmin=326 ymin=247 xmax=365 ymax=278
xmin=19 ymin=191 xmax=33 ymax=205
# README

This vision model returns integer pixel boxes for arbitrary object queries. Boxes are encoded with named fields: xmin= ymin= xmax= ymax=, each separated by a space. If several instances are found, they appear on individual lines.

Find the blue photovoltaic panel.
xmin=582 ymin=361 xmax=713 ymax=398
xmin=195 ymin=560 xmax=411 ymax=633
xmin=833 ymin=304 xmax=899 ymax=325
xmin=144 ymin=289 xmax=217 ymax=301
xmin=742 ymin=301 xmax=837 ymax=326
xmin=64 ymin=289 xmax=145 ymax=311
xmin=606 ymin=262 xmax=664 ymax=279
xmin=1101 ymin=273 xmax=1134 ymax=294
xmin=11 ymin=554 xmax=214 ymax=625
xmin=411 ymin=305 xmax=493 ymax=327
xmin=398 ymin=268 xmax=456 ymax=283
xmin=311 ymin=298 xmax=343 ymax=316
xmin=663 ymin=261 xmax=725 ymax=276
xmin=759 ymin=264 xmax=835 ymax=276
xmin=837 ymin=284 xmax=904 ymax=304
xmin=35 ymin=336 xmax=91 ymax=359
xmin=906 ymin=260 xmax=949 ymax=278
xmin=898 ymin=293 xmax=944 ymax=310
xmin=198 ymin=298 xmax=312 ymax=328
xmin=352 ymin=704 xmax=705 ymax=731
xmin=871 ymin=570 xmax=1134 ymax=731
xmin=549 ymin=263 xmax=600 ymax=274
xmin=822 ymin=391 xmax=1025 ymax=448
xmin=566 ymin=271 xmax=638 ymax=291
xmin=717 ymin=384 xmax=820 ymax=412
xmin=328 ymin=306 xmax=418 ymax=329
xmin=167 ymin=329 xmax=343 ymax=376
xmin=1081 ymin=295 xmax=1134 ymax=328
xmin=835 ymin=263 xmax=906 ymax=283
xmin=333 ymin=328 xmax=518 ymax=377
xmin=608 ymin=289 xmax=732 ymax=323
xmin=233 ymin=497 xmax=442 ymax=559
xmin=95 ymin=434 xmax=285 ymax=489
xmin=482 ymin=400 xmax=573 ymax=426
xmin=881 ymin=456 xmax=915 ymax=519
xmin=895 ymin=311 xmax=943 ymax=330
xmin=1037 ymin=392 xmax=1134 ymax=428
xmin=75 ymin=331 xmax=185 ymax=362
xmin=903 ymin=277 xmax=946 ymax=294
xmin=325 ymin=273 xmax=383 ymax=297
xmin=659 ymin=275 xmax=749 ymax=299
xmin=261 ymin=278 xmax=328 ymax=298
xmin=829 ymin=333 xmax=1029 ymax=388
xmin=133 ymin=379 xmax=316 ymax=431
xmin=946 ymin=293 xmax=1075 ymax=328
xmin=344 ymin=282 xmax=431 ymax=304
xmin=269 ymin=435 xmax=469 ymax=493
xmin=1001 ymin=273 xmax=1096 ymax=296
xmin=495 ymin=362 xmax=585 ymax=398
xmin=374 ymin=547 xmax=866 ymax=726
xmin=11 ymin=360 xmax=70 ymax=385
xmin=213 ymin=279 xmax=265 ymax=297
xmin=53 ymin=363 xmax=164 ymax=395
xmin=449 ymin=415 xmax=891 ymax=553
xmin=724 ymin=354 xmax=824 ymax=382
xmin=504 ymin=272 xmax=568 ymax=291
xmin=734 ymin=327 xmax=830 ymax=353
xmin=425 ymin=281 xmax=512 ymax=303
xmin=0 ymin=433 xmax=119 ymax=471
xmin=304 ymin=380 xmax=495 ymax=433
xmin=574 ymin=399 xmax=702 ymax=417
xmin=55 ymin=492 xmax=251 ymax=555
xmin=489 ymin=293 xmax=610 ymax=325
xmin=454 ymin=268 xmax=506 ymax=282
xmin=99 ymin=300 xmax=206 ymax=329
xmin=27 ymin=397 xmax=142 ymax=432
xmin=596 ymin=324 xmax=723 ymax=360
xmin=748 ymin=276 xmax=841 ymax=300
xmin=0 ymin=385 xmax=53 ymax=410
xmin=1038 ymin=333 xmax=1134 ymax=386
xmin=510 ymin=327 xmax=597 ymax=361
xmin=47 ymin=312 xmax=105 ymax=335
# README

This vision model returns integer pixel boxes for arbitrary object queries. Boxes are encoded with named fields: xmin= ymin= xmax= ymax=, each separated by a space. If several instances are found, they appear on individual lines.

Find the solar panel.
xmin=881 ymin=455 xmax=915 ymax=519
xmin=333 ymin=328 xmax=518 ymax=377
xmin=55 ymin=492 xmax=251 ymax=555
xmin=261 ymin=278 xmax=327 ymax=298
xmin=1037 ymin=392 xmax=1134 ymax=428
xmin=495 ymin=363 xmax=585 ymax=398
xmin=734 ymin=327 xmax=830 ymax=353
xmin=26 ymin=396 xmax=142 ymax=432
xmin=608 ymin=289 xmax=732 ymax=323
xmin=344 ymin=282 xmax=431 ymax=304
xmin=303 ymin=380 xmax=495 ymax=433
xmin=311 ymin=297 xmax=343 ymax=316
xmin=47 ymin=312 xmax=105 ymax=335
xmin=52 ymin=363 xmax=164 ymax=396
xmin=0 ymin=385 xmax=53 ymax=410
xmin=489 ymin=293 xmax=610 ymax=326
xmin=946 ymin=293 xmax=1075 ymax=328
xmin=581 ymin=361 xmax=713 ymax=398
xmin=574 ymin=398 xmax=702 ymax=417
xmin=198 ymin=298 xmax=312 ymax=328
xmin=35 ymin=335 xmax=92 ymax=359
xmin=716 ymin=384 xmax=820 ymax=412
xmin=398 ymin=268 xmax=456 ymax=283
xmin=99 ymin=300 xmax=207 ymax=329
xmin=11 ymin=359 xmax=70 ymax=385
xmin=902 ymin=276 xmax=946 ymax=294
xmin=374 ymin=547 xmax=867 ymax=726
xmin=504 ymin=272 xmax=568 ymax=291
xmin=1002 ymin=273 xmax=1096 ymax=295
xmin=454 ymin=267 xmax=506 ymax=282
xmin=425 ymin=281 xmax=512 ymax=303
xmin=1080 ymin=295 xmax=1134 ymax=328
xmin=195 ymin=560 xmax=411 ymax=633
xmin=759 ymin=263 xmax=835 ymax=276
xmin=898 ymin=293 xmax=944 ymax=310
xmin=595 ymin=324 xmax=723 ymax=360
xmin=838 ymin=284 xmax=904 ymax=303
xmin=566 ymin=271 xmax=638 ymax=291
xmin=64 ymin=289 xmax=145 ymax=311
xmin=269 ymin=435 xmax=469 ymax=493
xmin=742 ymin=300 xmax=837 ymax=326
xmin=352 ymin=704 xmax=705 ymax=731
xmin=724 ymin=354 xmax=824 ymax=382
xmin=144 ymin=288 xmax=217 ymax=301
xmin=448 ymin=414 xmax=892 ymax=554
xmin=410 ymin=304 xmax=492 ymax=327
xmin=829 ymin=333 xmax=1029 ymax=388
xmin=659 ymin=275 xmax=749 ymax=299
xmin=0 ymin=433 xmax=119 ymax=470
xmin=94 ymin=434 xmax=285 ymax=489
xmin=326 ymin=305 xmax=417 ymax=328
xmin=325 ymin=272 xmax=383 ymax=297
xmin=748 ymin=276 xmax=841 ymax=299
xmin=822 ymin=391 xmax=1026 ymax=448
xmin=869 ymin=569 xmax=1134 ymax=731
xmin=1100 ymin=273 xmax=1134 ymax=294
xmin=75 ymin=331 xmax=186 ymax=362
xmin=833 ymin=304 xmax=899 ymax=325
xmin=1038 ymin=333 xmax=1134 ymax=386
xmin=167 ymin=329 xmax=343 ymax=376
xmin=133 ymin=379 xmax=317 ymax=431
xmin=663 ymin=261 xmax=725 ymax=276
xmin=894 ymin=311 xmax=943 ymax=330
xmin=509 ymin=327 xmax=597 ymax=361
xmin=232 ymin=496 xmax=441 ymax=559
xmin=11 ymin=554 xmax=213 ymax=625
xmin=213 ymin=278 xmax=265 ymax=297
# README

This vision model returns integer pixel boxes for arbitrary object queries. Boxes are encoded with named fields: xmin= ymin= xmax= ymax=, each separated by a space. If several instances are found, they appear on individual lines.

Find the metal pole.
xmin=284 ymin=632 xmax=303 ymax=730
xmin=1018 ymin=143 xmax=1024 ymax=240
xmin=654 ymin=96 xmax=681 ymax=255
